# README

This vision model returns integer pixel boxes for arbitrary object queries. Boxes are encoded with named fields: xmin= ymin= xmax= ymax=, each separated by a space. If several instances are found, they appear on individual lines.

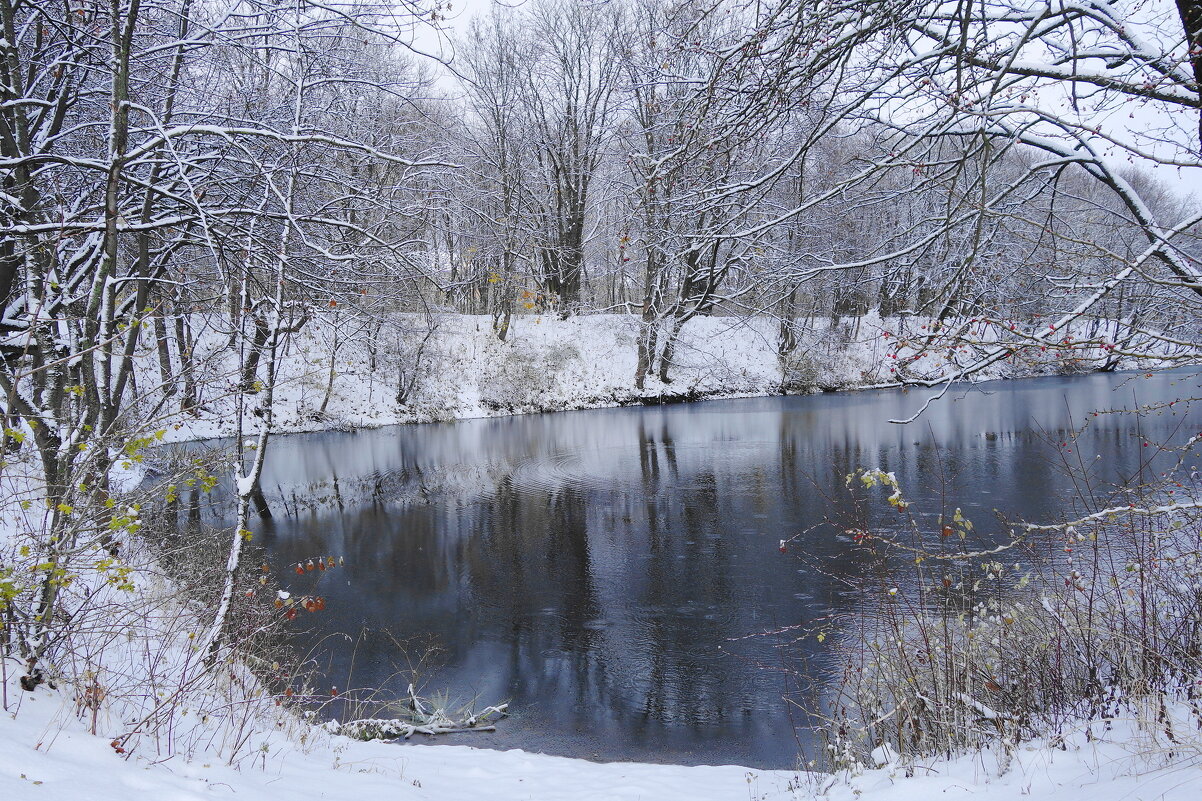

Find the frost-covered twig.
xmin=325 ymin=717 xmax=504 ymax=740
xmin=324 ymin=696 xmax=509 ymax=741
xmin=1018 ymin=501 xmax=1202 ymax=532
xmin=954 ymin=692 xmax=1017 ymax=723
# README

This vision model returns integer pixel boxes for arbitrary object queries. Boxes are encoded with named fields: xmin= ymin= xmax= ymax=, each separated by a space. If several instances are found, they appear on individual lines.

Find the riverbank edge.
xmin=156 ymin=311 xmax=1182 ymax=444
xmin=162 ymin=365 xmax=1154 ymax=446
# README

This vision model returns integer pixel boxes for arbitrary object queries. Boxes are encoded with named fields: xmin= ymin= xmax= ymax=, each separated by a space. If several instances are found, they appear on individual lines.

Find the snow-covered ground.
xmin=152 ymin=311 xmax=1180 ymax=442
xmin=3 ymin=667 xmax=1198 ymax=801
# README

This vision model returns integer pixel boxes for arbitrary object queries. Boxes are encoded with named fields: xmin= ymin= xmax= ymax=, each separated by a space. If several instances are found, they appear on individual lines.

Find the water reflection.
xmin=194 ymin=370 xmax=1201 ymax=768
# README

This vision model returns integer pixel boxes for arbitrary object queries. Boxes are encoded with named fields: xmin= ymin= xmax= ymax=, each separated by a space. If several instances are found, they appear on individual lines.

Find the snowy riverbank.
xmin=2 ymin=667 xmax=1198 ymax=801
xmin=152 ymin=311 xmax=1180 ymax=442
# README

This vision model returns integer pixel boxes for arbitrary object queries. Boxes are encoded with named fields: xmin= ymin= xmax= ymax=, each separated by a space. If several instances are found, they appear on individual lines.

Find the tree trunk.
xmin=778 ymin=286 xmax=799 ymax=361
xmin=319 ymin=326 xmax=340 ymax=415
xmin=1177 ymin=1 xmax=1202 ymax=149
xmin=239 ymin=313 xmax=270 ymax=393
xmin=656 ymin=314 xmax=685 ymax=385
xmin=154 ymin=314 xmax=175 ymax=396
xmin=173 ymin=307 xmax=197 ymax=412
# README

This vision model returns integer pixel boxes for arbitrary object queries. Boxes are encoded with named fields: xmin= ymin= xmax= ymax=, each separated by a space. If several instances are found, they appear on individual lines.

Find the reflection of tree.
xmin=638 ymin=420 xmax=666 ymax=551
xmin=547 ymin=487 xmax=602 ymax=652
xmin=629 ymin=420 xmax=747 ymax=724
xmin=230 ymin=374 xmax=1198 ymax=765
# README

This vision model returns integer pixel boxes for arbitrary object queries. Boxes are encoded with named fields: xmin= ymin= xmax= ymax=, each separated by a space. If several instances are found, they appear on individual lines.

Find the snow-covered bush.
xmin=811 ymin=455 xmax=1202 ymax=769
xmin=478 ymin=340 xmax=582 ymax=411
xmin=0 ymin=438 xmax=324 ymax=766
xmin=780 ymin=350 xmax=820 ymax=394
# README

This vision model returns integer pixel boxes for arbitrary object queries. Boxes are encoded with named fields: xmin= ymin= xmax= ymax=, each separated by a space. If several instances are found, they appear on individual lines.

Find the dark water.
xmin=236 ymin=370 xmax=1201 ymax=768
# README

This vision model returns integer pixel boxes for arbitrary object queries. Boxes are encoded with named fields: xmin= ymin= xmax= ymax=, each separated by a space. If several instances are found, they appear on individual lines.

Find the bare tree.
xmin=706 ymin=0 xmax=1201 ymax=405
xmin=0 ymin=0 xmax=448 ymax=685
xmin=522 ymin=0 xmax=623 ymax=316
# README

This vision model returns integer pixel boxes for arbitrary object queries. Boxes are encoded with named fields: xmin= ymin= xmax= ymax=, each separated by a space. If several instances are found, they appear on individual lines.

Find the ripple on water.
xmin=502 ymin=441 xmax=777 ymax=496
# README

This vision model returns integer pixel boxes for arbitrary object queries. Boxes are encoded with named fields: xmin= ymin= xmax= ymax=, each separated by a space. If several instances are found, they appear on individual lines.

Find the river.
xmin=210 ymin=369 xmax=1201 ymax=768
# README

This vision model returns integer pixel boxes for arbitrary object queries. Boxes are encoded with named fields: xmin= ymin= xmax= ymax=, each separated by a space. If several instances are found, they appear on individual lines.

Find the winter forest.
xmin=1 ymin=0 xmax=1202 ymax=799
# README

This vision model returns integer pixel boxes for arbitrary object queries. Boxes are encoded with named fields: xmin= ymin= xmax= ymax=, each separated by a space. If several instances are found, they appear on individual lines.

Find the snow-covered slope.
xmin=153 ymin=311 xmax=1182 ymax=442
xmin=2 ymin=670 xmax=1198 ymax=801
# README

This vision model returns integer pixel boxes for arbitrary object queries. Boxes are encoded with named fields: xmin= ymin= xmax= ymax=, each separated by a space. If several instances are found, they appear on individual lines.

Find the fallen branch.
xmin=324 ymin=715 xmax=506 ymax=740
xmin=323 ymin=688 xmax=510 ymax=741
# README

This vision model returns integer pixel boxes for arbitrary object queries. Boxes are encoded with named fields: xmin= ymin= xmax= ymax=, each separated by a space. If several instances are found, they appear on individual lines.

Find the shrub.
xmin=812 ymin=464 xmax=1202 ymax=772
xmin=478 ymin=340 xmax=582 ymax=411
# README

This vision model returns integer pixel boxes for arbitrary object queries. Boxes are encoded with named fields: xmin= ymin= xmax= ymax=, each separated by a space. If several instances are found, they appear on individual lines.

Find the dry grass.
xmin=811 ymin=466 xmax=1202 ymax=772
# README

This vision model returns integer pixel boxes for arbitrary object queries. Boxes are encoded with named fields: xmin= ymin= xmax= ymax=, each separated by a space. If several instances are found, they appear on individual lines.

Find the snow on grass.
xmin=148 ymin=311 xmax=1185 ymax=444
xmin=2 ymin=664 xmax=1200 ymax=801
